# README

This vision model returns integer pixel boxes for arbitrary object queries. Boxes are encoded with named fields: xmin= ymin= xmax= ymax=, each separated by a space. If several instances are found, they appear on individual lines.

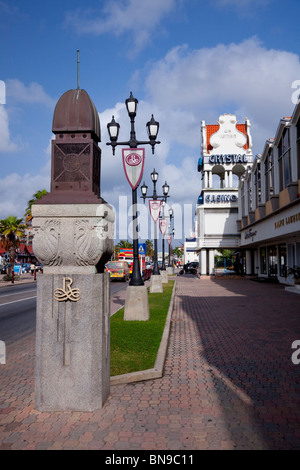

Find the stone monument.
xmin=32 ymin=88 xmax=115 ymax=411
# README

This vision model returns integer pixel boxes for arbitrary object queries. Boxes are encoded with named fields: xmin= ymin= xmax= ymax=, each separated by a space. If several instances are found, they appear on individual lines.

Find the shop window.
xmin=265 ymin=147 xmax=274 ymax=201
xmin=260 ymin=247 xmax=267 ymax=274
xmin=279 ymin=244 xmax=287 ymax=277
xmin=267 ymin=245 xmax=278 ymax=277
xmin=278 ymin=128 xmax=291 ymax=191
xmin=247 ymin=180 xmax=252 ymax=212
xmin=255 ymin=164 xmax=261 ymax=207
xmin=241 ymin=180 xmax=245 ymax=217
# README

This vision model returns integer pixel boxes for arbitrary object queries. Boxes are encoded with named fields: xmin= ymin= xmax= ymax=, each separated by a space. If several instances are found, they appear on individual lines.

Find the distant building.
xmin=238 ymin=100 xmax=300 ymax=284
xmin=196 ymin=114 xmax=253 ymax=275
xmin=183 ymin=237 xmax=198 ymax=264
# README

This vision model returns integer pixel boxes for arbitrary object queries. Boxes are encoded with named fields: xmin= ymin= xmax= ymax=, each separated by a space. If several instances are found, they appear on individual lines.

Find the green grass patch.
xmin=110 ymin=281 xmax=174 ymax=376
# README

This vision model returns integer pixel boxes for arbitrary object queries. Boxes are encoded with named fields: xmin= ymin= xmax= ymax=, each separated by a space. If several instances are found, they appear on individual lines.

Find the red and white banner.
xmin=122 ymin=148 xmax=145 ymax=190
xmin=149 ymin=200 xmax=161 ymax=223
xmin=159 ymin=218 xmax=168 ymax=236
xmin=166 ymin=235 xmax=172 ymax=245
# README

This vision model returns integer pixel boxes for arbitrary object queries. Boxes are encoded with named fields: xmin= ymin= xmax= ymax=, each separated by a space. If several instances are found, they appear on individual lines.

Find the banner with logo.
xmin=166 ymin=235 xmax=172 ymax=245
xmin=159 ymin=218 xmax=168 ymax=236
xmin=149 ymin=200 xmax=162 ymax=223
xmin=122 ymin=148 xmax=145 ymax=190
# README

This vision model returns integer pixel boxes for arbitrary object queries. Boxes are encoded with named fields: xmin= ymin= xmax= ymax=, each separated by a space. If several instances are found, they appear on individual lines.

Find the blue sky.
xmin=0 ymin=0 xmax=300 ymax=240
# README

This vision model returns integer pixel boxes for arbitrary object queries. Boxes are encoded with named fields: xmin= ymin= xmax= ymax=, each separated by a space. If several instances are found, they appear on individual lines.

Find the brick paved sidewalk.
xmin=1 ymin=276 xmax=300 ymax=450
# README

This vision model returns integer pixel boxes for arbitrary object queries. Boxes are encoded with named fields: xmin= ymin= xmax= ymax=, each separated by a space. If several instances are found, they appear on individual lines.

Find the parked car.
xmin=106 ymin=261 xmax=130 ymax=282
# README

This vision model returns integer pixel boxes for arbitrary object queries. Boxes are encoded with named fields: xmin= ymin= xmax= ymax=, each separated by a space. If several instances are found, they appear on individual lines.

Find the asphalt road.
xmin=0 ymin=280 xmax=129 ymax=346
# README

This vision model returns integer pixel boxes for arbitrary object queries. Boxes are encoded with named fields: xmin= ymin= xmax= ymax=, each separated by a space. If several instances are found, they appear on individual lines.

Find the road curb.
xmin=110 ymin=279 xmax=176 ymax=386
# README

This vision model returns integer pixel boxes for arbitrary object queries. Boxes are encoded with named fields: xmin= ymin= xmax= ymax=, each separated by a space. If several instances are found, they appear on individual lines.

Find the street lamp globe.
xmin=107 ymin=116 xmax=120 ymax=142
xmin=146 ymin=114 xmax=159 ymax=140
xmin=162 ymin=181 xmax=169 ymax=197
xmin=141 ymin=181 xmax=148 ymax=198
xmin=151 ymin=168 xmax=158 ymax=183
xmin=125 ymin=91 xmax=138 ymax=118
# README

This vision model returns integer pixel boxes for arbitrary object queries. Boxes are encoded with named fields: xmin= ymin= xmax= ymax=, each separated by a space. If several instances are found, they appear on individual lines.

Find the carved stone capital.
xmin=32 ymin=204 xmax=115 ymax=274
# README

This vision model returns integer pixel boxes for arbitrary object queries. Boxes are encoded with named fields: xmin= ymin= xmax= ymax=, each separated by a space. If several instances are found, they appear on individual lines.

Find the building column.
xmin=209 ymin=249 xmax=215 ymax=275
xmin=246 ymin=250 xmax=252 ymax=275
xmin=204 ymin=171 xmax=208 ymax=188
xmin=254 ymin=249 xmax=259 ymax=276
xmin=224 ymin=171 xmax=228 ymax=188
xmin=208 ymin=171 xmax=212 ymax=188
xmin=228 ymin=170 xmax=233 ymax=188
xmin=200 ymin=249 xmax=207 ymax=275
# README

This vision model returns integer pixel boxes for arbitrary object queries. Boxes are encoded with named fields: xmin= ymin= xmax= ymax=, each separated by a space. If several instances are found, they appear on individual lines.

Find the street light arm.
xmin=106 ymin=139 xmax=160 ymax=151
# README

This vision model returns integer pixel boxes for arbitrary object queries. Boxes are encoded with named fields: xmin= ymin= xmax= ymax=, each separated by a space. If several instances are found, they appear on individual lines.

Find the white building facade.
xmin=238 ymin=101 xmax=300 ymax=284
xmin=196 ymin=114 xmax=253 ymax=275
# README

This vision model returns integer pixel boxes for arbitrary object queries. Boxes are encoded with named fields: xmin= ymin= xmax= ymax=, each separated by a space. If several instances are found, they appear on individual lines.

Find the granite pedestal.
xmin=150 ymin=274 xmax=163 ymax=293
xmin=35 ymin=273 xmax=110 ymax=412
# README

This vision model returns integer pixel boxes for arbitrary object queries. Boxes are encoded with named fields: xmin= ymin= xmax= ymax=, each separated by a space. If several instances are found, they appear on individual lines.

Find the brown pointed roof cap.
xmin=52 ymin=89 xmax=101 ymax=141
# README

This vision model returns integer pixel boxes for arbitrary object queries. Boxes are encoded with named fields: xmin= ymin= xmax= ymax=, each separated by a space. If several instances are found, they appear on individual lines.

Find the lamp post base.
xmin=161 ymin=270 xmax=169 ymax=284
xmin=150 ymin=274 xmax=163 ymax=293
xmin=167 ymin=266 xmax=174 ymax=275
xmin=124 ymin=285 xmax=150 ymax=321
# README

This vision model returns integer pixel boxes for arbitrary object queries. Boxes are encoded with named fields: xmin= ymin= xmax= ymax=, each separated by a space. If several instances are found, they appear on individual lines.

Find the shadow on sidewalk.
xmin=176 ymin=277 xmax=300 ymax=450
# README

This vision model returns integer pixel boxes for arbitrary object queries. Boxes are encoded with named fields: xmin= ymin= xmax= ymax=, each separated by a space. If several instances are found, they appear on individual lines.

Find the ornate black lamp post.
xmin=160 ymin=201 xmax=166 ymax=270
xmin=107 ymin=92 xmax=160 ymax=286
xmin=141 ymin=169 xmax=169 ymax=276
xmin=168 ymin=208 xmax=174 ymax=266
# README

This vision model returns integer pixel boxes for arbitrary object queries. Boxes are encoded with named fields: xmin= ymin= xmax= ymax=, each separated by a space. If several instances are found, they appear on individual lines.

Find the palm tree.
xmin=0 ymin=216 xmax=27 ymax=281
xmin=173 ymin=246 xmax=183 ymax=258
xmin=24 ymin=189 xmax=47 ymax=223
xmin=145 ymin=239 xmax=154 ymax=258
xmin=116 ymin=240 xmax=133 ymax=249
xmin=114 ymin=240 xmax=133 ymax=260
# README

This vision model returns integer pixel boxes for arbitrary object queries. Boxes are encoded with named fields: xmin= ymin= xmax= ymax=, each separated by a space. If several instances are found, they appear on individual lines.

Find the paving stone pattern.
xmin=1 ymin=276 xmax=300 ymax=450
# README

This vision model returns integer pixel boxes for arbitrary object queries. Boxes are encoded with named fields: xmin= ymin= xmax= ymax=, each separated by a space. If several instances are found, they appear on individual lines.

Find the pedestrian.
xmin=30 ymin=263 xmax=35 ymax=275
xmin=234 ymin=255 xmax=240 ymax=275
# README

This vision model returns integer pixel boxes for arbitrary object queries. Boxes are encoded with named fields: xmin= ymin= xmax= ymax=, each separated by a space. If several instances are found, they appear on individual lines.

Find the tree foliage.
xmin=24 ymin=189 xmax=47 ymax=222
xmin=0 ymin=216 xmax=27 ymax=273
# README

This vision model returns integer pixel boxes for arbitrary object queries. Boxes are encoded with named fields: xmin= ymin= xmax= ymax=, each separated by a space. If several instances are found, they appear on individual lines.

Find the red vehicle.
xmin=118 ymin=249 xmax=134 ymax=273
xmin=118 ymin=249 xmax=151 ymax=281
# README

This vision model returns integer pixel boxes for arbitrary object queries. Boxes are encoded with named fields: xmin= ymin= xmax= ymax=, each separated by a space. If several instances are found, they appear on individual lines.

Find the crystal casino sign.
xmin=205 ymin=194 xmax=238 ymax=203
xmin=122 ymin=148 xmax=145 ymax=190
xmin=208 ymin=154 xmax=248 ymax=165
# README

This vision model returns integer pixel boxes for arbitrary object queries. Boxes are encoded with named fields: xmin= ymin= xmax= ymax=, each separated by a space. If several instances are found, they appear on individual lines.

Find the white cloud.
xmin=6 ymin=79 xmax=56 ymax=108
xmin=99 ymin=99 xmax=198 ymax=240
xmin=98 ymin=37 xmax=300 ymax=239
xmin=144 ymin=37 xmax=300 ymax=153
xmin=65 ymin=0 xmax=177 ymax=56
xmin=0 ymin=167 xmax=50 ymax=219
xmin=0 ymin=105 xmax=17 ymax=152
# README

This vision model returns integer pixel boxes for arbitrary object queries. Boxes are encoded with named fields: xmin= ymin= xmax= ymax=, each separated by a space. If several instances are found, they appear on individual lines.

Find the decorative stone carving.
xmin=210 ymin=114 xmax=247 ymax=154
xmin=74 ymin=219 xmax=105 ymax=267
xmin=33 ymin=219 xmax=62 ymax=266
xmin=32 ymin=203 xmax=115 ymax=274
